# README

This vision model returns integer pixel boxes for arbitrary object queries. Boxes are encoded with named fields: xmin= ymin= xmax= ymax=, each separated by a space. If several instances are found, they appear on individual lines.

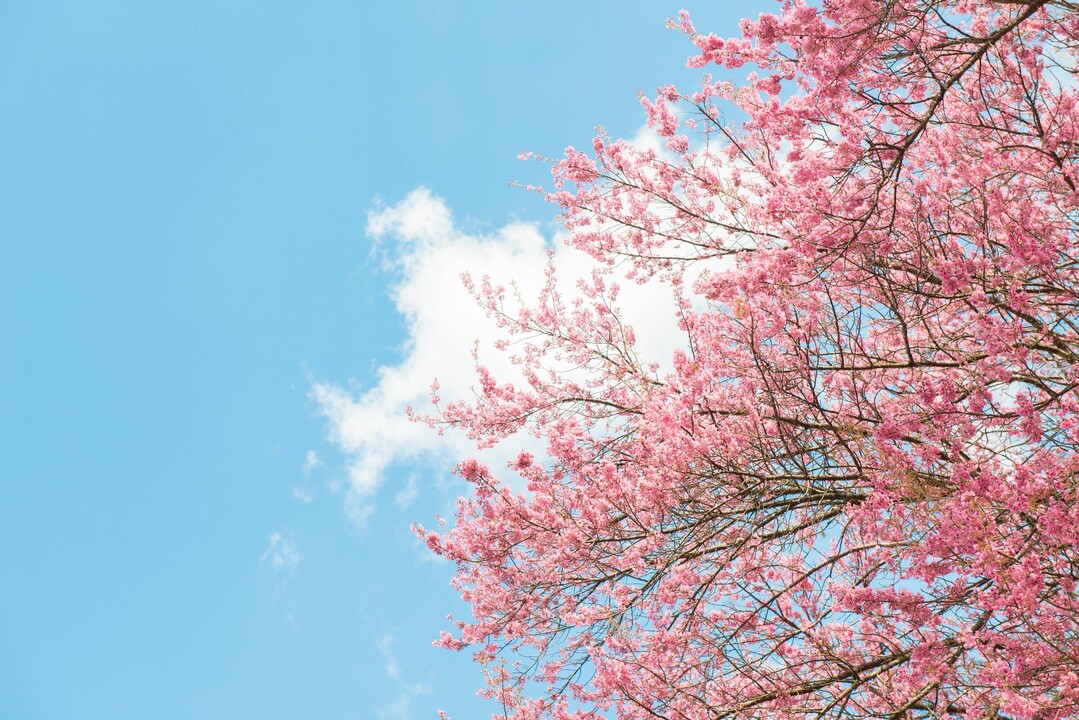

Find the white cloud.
xmin=312 ymin=185 xmax=695 ymax=526
xmin=628 ymin=121 xmax=680 ymax=163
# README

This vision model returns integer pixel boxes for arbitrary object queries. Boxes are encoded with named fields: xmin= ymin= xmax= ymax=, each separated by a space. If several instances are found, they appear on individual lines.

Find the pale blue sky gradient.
xmin=1 ymin=2 xmax=766 ymax=718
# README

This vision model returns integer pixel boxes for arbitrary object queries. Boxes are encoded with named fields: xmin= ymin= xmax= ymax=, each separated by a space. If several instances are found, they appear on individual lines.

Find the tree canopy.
xmin=419 ymin=1 xmax=1079 ymax=718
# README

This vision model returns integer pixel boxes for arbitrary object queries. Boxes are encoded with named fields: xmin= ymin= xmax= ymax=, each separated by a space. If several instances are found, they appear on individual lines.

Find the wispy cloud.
xmin=291 ymin=450 xmax=320 ymax=504
xmin=259 ymin=531 xmax=301 ymax=627
xmin=260 ymin=531 xmax=301 ymax=576
xmin=375 ymin=635 xmax=429 ymax=720
xmin=393 ymin=475 xmax=419 ymax=510
xmin=379 ymin=635 xmax=403 ymax=682
xmin=291 ymin=486 xmax=315 ymax=504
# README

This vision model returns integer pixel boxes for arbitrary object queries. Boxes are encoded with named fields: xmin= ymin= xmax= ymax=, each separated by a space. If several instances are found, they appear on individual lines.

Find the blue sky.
xmin=1 ymin=2 xmax=766 ymax=718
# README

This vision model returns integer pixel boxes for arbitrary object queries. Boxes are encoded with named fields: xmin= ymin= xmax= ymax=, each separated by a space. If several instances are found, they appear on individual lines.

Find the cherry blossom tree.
xmin=418 ymin=1 xmax=1079 ymax=718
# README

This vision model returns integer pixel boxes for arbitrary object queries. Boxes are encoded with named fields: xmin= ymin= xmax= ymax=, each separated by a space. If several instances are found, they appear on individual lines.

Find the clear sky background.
xmin=1 ymin=2 xmax=767 ymax=718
